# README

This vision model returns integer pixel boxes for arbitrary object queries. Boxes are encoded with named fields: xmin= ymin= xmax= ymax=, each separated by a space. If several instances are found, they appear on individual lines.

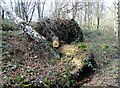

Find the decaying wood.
xmin=0 ymin=2 xmax=60 ymax=59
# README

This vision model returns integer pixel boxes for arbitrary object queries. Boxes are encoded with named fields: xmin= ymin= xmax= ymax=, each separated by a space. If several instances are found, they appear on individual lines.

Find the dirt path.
xmin=82 ymin=59 xmax=119 ymax=87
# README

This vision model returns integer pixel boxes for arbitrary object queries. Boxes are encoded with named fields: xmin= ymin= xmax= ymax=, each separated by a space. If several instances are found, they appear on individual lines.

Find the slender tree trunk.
xmin=2 ymin=10 xmax=4 ymax=19
xmin=80 ymin=4 xmax=83 ymax=28
xmin=118 ymin=1 xmax=120 ymax=55
xmin=41 ymin=0 xmax=46 ymax=18
xmin=72 ymin=0 xmax=78 ymax=19
xmin=0 ymin=7 xmax=2 ymax=27
xmin=29 ymin=4 xmax=35 ymax=23
xmin=18 ymin=0 xmax=21 ymax=17
xmin=54 ymin=1 xmax=60 ymax=18
xmin=87 ymin=2 xmax=90 ymax=29
xmin=0 ymin=8 xmax=3 ymax=86
xmin=96 ymin=2 xmax=100 ymax=30
xmin=37 ymin=0 xmax=41 ymax=21
xmin=84 ymin=2 xmax=87 ymax=28
xmin=97 ymin=16 xmax=100 ymax=29
xmin=21 ymin=1 xmax=25 ymax=20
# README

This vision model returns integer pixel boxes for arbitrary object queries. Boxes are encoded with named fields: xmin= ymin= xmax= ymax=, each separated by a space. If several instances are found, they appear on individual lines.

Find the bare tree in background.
xmin=96 ymin=2 xmax=100 ymax=30
xmin=113 ymin=0 xmax=118 ymax=40
xmin=87 ymin=2 xmax=93 ymax=29
xmin=37 ymin=0 xmax=46 ymax=21
xmin=54 ymin=0 xmax=60 ymax=18
xmin=37 ymin=0 xmax=41 ymax=20
xmin=0 ymin=7 xmax=3 ymax=29
xmin=78 ymin=2 xmax=84 ymax=27
xmin=41 ymin=0 xmax=46 ymax=18
xmin=84 ymin=2 xmax=87 ymax=28
xmin=1 ymin=10 xmax=4 ymax=19
xmin=118 ymin=1 xmax=120 ymax=53
xmin=0 ymin=15 xmax=2 ymax=88
xmin=15 ymin=0 xmax=22 ymax=18
xmin=15 ymin=0 xmax=36 ymax=22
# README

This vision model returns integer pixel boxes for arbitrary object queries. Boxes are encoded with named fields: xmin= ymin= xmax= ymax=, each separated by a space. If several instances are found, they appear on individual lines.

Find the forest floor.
xmin=81 ymin=28 xmax=119 ymax=87
xmin=0 ymin=27 xmax=119 ymax=87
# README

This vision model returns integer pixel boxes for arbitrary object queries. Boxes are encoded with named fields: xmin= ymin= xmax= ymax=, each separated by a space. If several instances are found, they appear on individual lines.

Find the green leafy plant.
xmin=100 ymin=44 xmax=109 ymax=50
xmin=15 ymin=75 xmax=24 ymax=84
xmin=43 ymin=77 xmax=51 ymax=88
xmin=22 ymin=83 xmax=32 ymax=88
xmin=78 ymin=43 xmax=88 ymax=51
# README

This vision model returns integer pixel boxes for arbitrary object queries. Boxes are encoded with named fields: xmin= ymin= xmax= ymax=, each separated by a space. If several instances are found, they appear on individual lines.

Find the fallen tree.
xmin=33 ymin=18 xmax=84 ymax=46
xmin=0 ymin=2 xmax=60 ymax=59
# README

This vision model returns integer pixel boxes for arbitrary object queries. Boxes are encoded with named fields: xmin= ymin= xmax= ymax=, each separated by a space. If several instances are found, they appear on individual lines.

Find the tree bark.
xmin=84 ymin=2 xmax=87 ymax=28
xmin=0 ymin=10 xmax=3 ymax=86
xmin=1 ymin=10 xmax=4 ymax=19
xmin=41 ymin=0 xmax=46 ymax=18
xmin=118 ymin=1 xmax=120 ymax=57
xmin=37 ymin=0 xmax=42 ymax=21
xmin=0 ymin=2 xmax=60 ymax=59
xmin=35 ymin=20 xmax=60 ymax=48
xmin=96 ymin=2 xmax=100 ymax=30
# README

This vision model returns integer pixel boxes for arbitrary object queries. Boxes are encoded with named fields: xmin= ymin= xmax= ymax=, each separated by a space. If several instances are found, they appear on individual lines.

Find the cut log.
xmin=33 ymin=20 xmax=60 ymax=48
xmin=52 ymin=36 xmax=59 ymax=47
xmin=0 ymin=2 xmax=60 ymax=59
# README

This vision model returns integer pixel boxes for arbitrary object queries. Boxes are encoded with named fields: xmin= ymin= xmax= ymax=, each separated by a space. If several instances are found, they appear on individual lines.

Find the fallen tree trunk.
xmin=0 ymin=2 xmax=60 ymax=59
xmin=36 ymin=20 xmax=59 ymax=48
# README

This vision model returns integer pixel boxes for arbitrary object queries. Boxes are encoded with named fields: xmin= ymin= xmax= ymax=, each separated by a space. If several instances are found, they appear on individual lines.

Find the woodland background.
xmin=0 ymin=0 xmax=120 ymax=87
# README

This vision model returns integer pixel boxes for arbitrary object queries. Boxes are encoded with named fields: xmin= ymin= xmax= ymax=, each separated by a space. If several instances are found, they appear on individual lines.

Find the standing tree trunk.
xmin=96 ymin=2 xmax=100 ymax=30
xmin=17 ymin=0 xmax=21 ymax=17
xmin=0 ymin=7 xmax=3 ymax=86
xmin=21 ymin=1 xmax=25 ymax=20
xmin=41 ymin=0 xmax=46 ymax=18
xmin=72 ymin=0 xmax=79 ymax=19
xmin=80 ymin=2 xmax=83 ymax=28
xmin=87 ymin=2 xmax=92 ymax=29
xmin=29 ymin=3 xmax=35 ymax=23
xmin=1 ymin=10 xmax=4 ymax=19
xmin=118 ymin=1 xmax=120 ymax=56
xmin=84 ymin=2 xmax=87 ymax=29
xmin=37 ymin=0 xmax=41 ymax=21
xmin=54 ymin=0 xmax=61 ymax=18
xmin=37 ymin=0 xmax=46 ymax=20
xmin=20 ymin=1 xmax=29 ymax=22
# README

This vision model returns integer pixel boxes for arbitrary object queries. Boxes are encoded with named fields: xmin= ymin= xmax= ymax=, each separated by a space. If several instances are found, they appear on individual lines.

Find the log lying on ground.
xmin=0 ymin=2 xmax=60 ymax=59
xmin=34 ymin=20 xmax=59 ymax=48
xmin=33 ymin=18 xmax=84 ymax=46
